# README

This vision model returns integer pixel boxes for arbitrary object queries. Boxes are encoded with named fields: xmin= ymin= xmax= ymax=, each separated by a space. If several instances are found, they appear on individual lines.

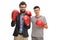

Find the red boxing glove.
xmin=25 ymin=11 xmax=32 ymax=16
xmin=11 ymin=10 xmax=19 ymax=21
xmin=35 ymin=19 xmax=45 ymax=28
xmin=22 ymin=15 xmax=30 ymax=26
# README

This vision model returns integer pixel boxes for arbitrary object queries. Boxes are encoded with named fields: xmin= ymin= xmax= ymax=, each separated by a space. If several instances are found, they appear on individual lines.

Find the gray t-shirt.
xmin=31 ymin=15 xmax=47 ymax=37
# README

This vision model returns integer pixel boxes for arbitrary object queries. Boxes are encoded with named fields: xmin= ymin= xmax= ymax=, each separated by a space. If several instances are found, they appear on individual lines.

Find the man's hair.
xmin=33 ymin=6 xmax=40 ymax=9
xmin=19 ymin=1 xmax=27 ymax=7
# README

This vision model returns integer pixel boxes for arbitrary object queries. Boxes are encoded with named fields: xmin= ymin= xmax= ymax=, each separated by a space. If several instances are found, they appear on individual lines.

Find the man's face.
xmin=20 ymin=5 xmax=26 ymax=13
xmin=34 ymin=8 xmax=40 ymax=16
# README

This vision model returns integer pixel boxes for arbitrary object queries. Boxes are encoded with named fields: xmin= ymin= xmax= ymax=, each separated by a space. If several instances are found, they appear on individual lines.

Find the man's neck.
xmin=20 ymin=10 xmax=26 ymax=13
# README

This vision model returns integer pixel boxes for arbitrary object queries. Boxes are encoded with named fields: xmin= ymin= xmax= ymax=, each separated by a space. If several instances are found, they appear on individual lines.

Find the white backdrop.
xmin=0 ymin=0 xmax=60 ymax=40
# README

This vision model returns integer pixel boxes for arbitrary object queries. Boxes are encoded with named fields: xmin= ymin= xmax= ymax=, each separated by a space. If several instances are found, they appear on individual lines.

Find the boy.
xmin=31 ymin=6 xmax=48 ymax=40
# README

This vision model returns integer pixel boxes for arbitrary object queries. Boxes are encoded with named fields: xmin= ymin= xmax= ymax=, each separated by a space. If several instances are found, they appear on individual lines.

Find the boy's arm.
xmin=44 ymin=24 xmax=48 ymax=29
xmin=43 ymin=16 xmax=48 ymax=29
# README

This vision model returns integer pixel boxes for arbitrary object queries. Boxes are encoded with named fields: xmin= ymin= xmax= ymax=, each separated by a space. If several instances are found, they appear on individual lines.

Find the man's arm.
xmin=11 ymin=21 xmax=16 ymax=27
xmin=26 ymin=17 xmax=31 ymax=29
xmin=11 ymin=10 xmax=19 ymax=27
xmin=24 ymin=11 xmax=32 ymax=29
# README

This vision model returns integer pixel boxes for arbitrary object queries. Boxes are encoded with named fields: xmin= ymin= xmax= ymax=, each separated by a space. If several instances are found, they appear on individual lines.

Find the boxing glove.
xmin=22 ymin=15 xmax=30 ymax=26
xmin=11 ymin=10 xmax=19 ymax=21
xmin=35 ymin=19 xmax=45 ymax=28
xmin=25 ymin=11 xmax=32 ymax=16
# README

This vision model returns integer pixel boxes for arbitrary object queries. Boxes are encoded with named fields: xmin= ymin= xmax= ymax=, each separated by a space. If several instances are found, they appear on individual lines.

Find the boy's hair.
xmin=19 ymin=1 xmax=27 ymax=7
xmin=33 ymin=6 xmax=40 ymax=9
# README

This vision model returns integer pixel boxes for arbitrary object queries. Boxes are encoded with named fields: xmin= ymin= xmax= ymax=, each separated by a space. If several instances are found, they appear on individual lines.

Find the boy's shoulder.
xmin=31 ymin=16 xmax=35 ymax=18
xmin=32 ymin=16 xmax=35 ymax=18
xmin=31 ymin=15 xmax=45 ymax=19
xmin=40 ymin=15 xmax=45 ymax=17
xmin=40 ymin=15 xmax=45 ymax=18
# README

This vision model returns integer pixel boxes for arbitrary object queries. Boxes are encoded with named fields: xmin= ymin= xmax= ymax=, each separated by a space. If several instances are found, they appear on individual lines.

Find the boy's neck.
xmin=35 ymin=15 xmax=40 ymax=17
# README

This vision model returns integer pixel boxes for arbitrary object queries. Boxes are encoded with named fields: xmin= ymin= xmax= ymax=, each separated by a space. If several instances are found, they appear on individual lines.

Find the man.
xmin=11 ymin=1 xmax=31 ymax=40
xmin=31 ymin=6 xmax=48 ymax=40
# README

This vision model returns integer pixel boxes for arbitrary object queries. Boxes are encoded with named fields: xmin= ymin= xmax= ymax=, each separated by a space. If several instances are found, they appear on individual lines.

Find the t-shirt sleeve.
xmin=43 ymin=16 xmax=47 ymax=24
xmin=31 ymin=16 xmax=33 ymax=22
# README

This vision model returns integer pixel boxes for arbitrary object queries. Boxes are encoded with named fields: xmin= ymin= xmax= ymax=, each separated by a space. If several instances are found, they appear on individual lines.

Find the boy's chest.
xmin=32 ymin=17 xmax=44 ymax=23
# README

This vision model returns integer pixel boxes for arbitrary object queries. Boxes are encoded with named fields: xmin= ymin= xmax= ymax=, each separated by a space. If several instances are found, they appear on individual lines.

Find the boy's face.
xmin=34 ymin=8 xmax=40 ymax=16
xmin=20 ymin=5 xmax=26 ymax=13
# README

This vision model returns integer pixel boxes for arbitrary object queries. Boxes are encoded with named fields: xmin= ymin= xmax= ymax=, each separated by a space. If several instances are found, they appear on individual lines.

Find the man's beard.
xmin=20 ymin=10 xmax=26 ymax=13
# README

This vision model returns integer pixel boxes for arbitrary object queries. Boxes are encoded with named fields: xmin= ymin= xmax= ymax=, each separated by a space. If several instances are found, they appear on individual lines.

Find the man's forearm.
xmin=11 ymin=21 xmax=16 ymax=27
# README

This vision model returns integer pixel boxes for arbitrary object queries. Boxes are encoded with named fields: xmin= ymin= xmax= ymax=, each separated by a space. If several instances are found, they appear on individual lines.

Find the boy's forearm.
xmin=44 ymin=24 xmax=48 ymax=29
